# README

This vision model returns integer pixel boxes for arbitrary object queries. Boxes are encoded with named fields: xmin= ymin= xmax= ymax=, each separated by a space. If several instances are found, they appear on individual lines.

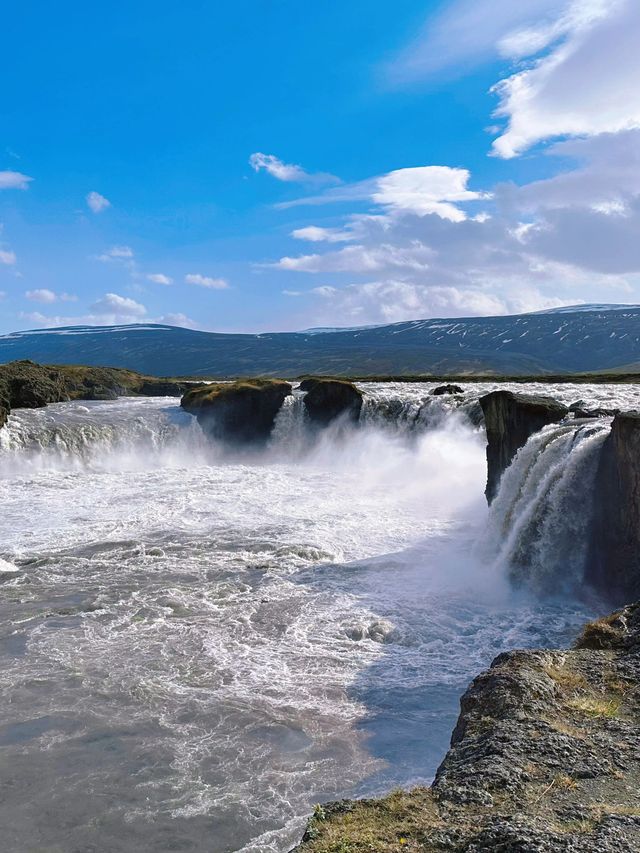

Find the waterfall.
xmin=269 ymin=391 xmax=309 ymax=454
xmin=483 ymin=419 xmax=610 ymax=594
xmin=0 ymin=398 xmax=210 ymax=474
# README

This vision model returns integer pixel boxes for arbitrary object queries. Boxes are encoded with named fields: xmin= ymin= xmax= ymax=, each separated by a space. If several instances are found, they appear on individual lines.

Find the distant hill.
xmin=1 ymin=307 xmax=640 ymax=377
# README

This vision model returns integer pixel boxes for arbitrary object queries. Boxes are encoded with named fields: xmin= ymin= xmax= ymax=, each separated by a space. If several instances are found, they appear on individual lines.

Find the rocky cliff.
xmin=299 ymin=378 xmax=363 ymax=426
xmin=180 ymin=379 xmax=293 ymax=444
xmin=480 ymin=390 xmax=569 ymax=502
xmin=0 ymin=360 xmax=191 ymax=429
xmin=293 ymin=604 xmax=640 ymax=852
xmin=587 ymin=413 xmax=640 ymax=603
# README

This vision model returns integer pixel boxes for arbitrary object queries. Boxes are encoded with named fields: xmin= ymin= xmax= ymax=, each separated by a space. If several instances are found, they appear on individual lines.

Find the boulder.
xmin=587 ymin=412 xmax=640 ymax=602
xmin=480 ymin=390 xmax=569 ymax=502
xmin=432 ymin=384 xmax=464 ymax=395
xmin=299 ymin=378 xmax=363 ymax=426
xmin=181 ymin=379 xmax=292 ymax=444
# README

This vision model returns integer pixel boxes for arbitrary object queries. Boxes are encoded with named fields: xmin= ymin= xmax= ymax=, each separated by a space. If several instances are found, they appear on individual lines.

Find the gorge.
xmin=1 ymin=363 xmax=639 ymax=851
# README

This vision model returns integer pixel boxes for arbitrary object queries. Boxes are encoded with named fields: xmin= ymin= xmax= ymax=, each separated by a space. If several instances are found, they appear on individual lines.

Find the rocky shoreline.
xmin=0 ymin=359 xmax=193 ymax=430
xmin=292 ymin=605 xmax=640 ymax=852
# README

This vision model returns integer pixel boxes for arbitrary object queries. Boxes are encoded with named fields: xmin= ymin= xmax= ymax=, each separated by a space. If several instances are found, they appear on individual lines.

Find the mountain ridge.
xmin=1 ymin=306 xmax=640 ymax=377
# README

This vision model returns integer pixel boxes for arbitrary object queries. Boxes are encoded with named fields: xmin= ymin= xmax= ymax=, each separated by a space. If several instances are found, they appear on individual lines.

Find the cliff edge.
xmin=292 ymin=603 xmax=640 ymax=852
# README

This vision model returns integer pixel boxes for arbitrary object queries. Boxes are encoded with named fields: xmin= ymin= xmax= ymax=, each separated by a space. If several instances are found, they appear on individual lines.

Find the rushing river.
xmin=1 ymin=381 xmax=635 ymax=852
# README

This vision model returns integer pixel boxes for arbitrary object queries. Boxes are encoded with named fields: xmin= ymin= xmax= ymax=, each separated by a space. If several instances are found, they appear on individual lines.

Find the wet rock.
xmin=432 ymin=383 xmax=464 ymax=395
xmin=480 ymin=390 xmax=569 ymax=502
xmin=587 ymin=413 xmax=640 ymax=602
xmin=570 ymin=400 xmax=619 ymax=419
xmin=181 ymin=379 xmax=292 ymax=444
xmin=299 ymin=378 xmax=363 ymax=426
xmin=292 ymin=602 xmax=640 ymax=853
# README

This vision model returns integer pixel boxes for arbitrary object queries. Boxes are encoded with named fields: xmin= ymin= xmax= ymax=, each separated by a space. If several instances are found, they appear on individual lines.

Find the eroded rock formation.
xmin=431 ymin=383 xmax=464 ymax=396
xmin=587 ymin=413 xmax=640 ymax=602
xmin=480 ymin=390 xmax=569 ymax=502
xmin=299 ymin=378 xmax=363 ymax=426
xmin=181 ymin=378 xmax=292 ymax=444
xmin=293 ymin=603 xmax=640 ymax=852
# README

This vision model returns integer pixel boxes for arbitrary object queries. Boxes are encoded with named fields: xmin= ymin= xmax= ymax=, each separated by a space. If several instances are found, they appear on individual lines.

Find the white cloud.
xmin=90 ymin=292 xmax=147 ymax=318
xmin=0 ymin=171 xmax=33 ymax=190
xmin=249 ymin=152 xmax=339 ymax=185
xmin=86 ymin=191 xmax=111 ymax=213
xmin=25 ymin=288 xmax=57 ymax=303
xmin=281 ymin=165 xmax=487 ymax=221
xmin=275 ymin=242 xmax=433 ymax=274
xmin=0 ymin=249 xmax=17 ymax=265
xmin=372 ymin=166 xmax=488 ymax=220
xmin=291 ymin=226 xmax=355 ymax=243
xmin=155 ymin=312 xmax=198 ymax=328
xmin=387 ymin=0 xmax=565 ymax=83
xmin=185 ymin=273 xmax=229 ymax=289
xmin=96 ymin=245 xmax=134 ymax=262
xmin=492 ymin=0 xmax=640 ymax=157
xmin=301 ymin=279 xmax=577 ymax=326
xmin=146 ymin=272 xmax=173 ymax=285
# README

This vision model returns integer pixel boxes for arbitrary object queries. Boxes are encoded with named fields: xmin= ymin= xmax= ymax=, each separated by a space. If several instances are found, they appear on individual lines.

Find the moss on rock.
xmin=181 ymin=378 xmax=292 ymax=444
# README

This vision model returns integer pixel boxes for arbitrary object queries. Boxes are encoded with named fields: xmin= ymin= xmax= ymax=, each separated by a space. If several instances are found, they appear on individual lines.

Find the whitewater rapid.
xmin=0 ymin=383 xmax=628 ymax=852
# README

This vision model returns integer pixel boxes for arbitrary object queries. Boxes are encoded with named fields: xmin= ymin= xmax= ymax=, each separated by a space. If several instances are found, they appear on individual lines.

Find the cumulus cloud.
xmin=25 ymin=288 xmax=57 ymax=303
xmin=185 ymin=273 xmax=229 ymax=289
xmin=0 ymin=249 xmax=17 ymax=265
xmin=281 ymin=166 xmax=488 ymax=221
xmin=0 ymin=171 xmax=33 ymax=190
xmin=492 ymin=0 xmax=640 ymax=157
xmin=299 ymin=279 xmax=578 ymax=325
xmin=146 ymin=272 xmax=173 ymax=285
xmin=90 ymin=292 xmax=147 ymax=318
xmin=86 ymin=191 xmax=111 ymax=213
xmin=249 ymin=153 xmax=339 ymax=185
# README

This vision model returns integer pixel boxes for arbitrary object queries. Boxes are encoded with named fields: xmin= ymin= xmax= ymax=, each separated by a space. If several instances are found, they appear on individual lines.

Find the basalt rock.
xmin=293 ymin=602 xmax=640 ymax=853
xmin=299 ymin=378 xmax=363 ymax=426
xmin=587 ymin=412 xmax=640 ymax=602
xmin=181 ymin=379 xmax=292 ymax=444
xmin=432 ymin=383 xmax=464 ymax=396
xmin=480 ymin=390 xmax=569 ymax=502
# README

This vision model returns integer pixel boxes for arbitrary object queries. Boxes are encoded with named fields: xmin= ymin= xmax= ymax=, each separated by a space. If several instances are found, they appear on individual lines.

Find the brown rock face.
xmin=293 ymin=602 xmax=640 ymax=853
xmin=299 ymin=378 xmax=362 ymax=426
xmin=181 ymin=379 xmax=292 ymax=444
xmin=587 ymin=412 xmax=640 ymax=602
xmin=480 ymin=390 xmax=569 ymax=503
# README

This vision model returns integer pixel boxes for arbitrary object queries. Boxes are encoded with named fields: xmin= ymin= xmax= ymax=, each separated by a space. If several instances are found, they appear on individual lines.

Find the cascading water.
xmin=0 ymin=383 xmax=623 ymax=853
xmin=484 ymin=419 xmax=611 ymax=595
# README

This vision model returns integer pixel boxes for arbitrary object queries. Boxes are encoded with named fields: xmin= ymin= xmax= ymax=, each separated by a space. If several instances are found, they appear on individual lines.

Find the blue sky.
xmin=1 ymin=0 xmax=640 ymax=333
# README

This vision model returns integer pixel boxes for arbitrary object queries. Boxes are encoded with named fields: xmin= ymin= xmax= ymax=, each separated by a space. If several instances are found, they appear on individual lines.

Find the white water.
xmin=0 ymin=383 xmax=624 ymax=852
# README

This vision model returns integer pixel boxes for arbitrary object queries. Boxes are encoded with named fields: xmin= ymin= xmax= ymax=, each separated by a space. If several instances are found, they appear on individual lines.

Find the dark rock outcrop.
xmin=587 ymin=413 xmax=640 ymax=602
xmin=299 ymin=378 xmax=362 ymax=426
xmin=0 ymin=360 xmax=194 ymax=430
xmin=570 ymin=400 xmax=619 ymax=419
xmin=181 ymin=379 xmax=292 ymax=444
xmin=293 ymin=603 xmax=640 ymax=852
xmin=480 ymin=390 xmax=569 ymax=502
xmin=432 ymin=383 xmax=464 ymax=396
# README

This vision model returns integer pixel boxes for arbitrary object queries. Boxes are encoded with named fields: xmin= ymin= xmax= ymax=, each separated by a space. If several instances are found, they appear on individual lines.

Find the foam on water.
xmin=0 ymin=384 xmax=625 ymax=851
